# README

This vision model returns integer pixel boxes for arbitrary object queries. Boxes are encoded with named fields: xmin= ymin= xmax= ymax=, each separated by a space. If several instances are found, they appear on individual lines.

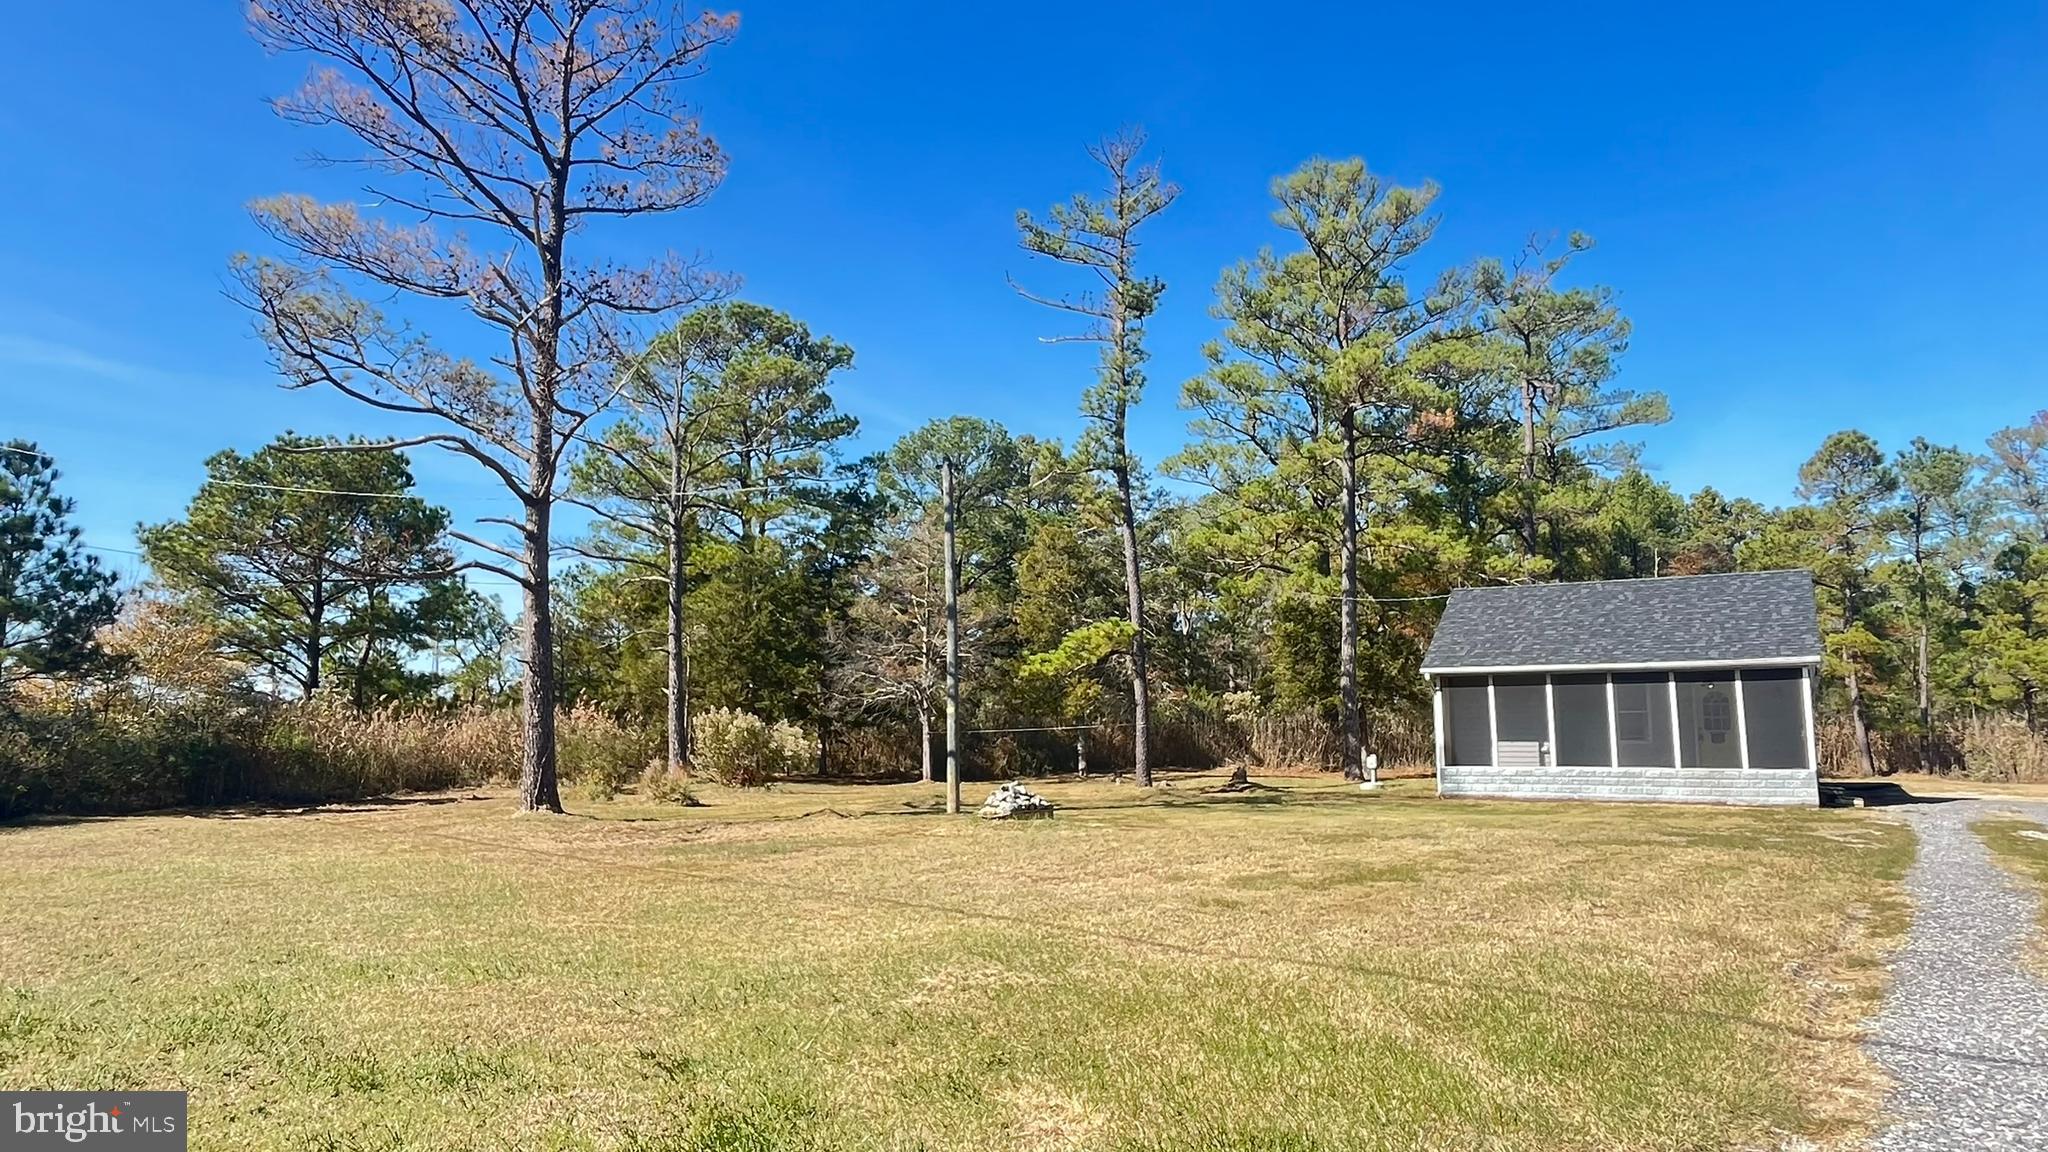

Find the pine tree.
xmin=0 ymin=443 xmax=119 ymax=697
xmin=1014 ymin=129 xmax=1178 ymax=786
xmin=1180 ymin=158 xmax=1457 ymax=778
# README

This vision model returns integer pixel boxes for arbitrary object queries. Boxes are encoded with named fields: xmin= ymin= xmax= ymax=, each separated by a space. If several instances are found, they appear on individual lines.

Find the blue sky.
xmin=4 ymin=1 xmax=2045 ymax=587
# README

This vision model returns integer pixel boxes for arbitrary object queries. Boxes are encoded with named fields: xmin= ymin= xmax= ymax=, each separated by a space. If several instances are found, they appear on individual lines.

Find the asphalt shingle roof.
xmin=1420 ymin=569 xmax=1822 ymax=673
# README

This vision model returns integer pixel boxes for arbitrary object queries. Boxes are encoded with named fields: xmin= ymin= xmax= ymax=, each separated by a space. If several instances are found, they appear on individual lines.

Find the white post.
xmin=1543 ymin=674 xmax=1557 ymax=767
xmin=1733 ymin=670 xmax=1751 ymax=770
xmin=1668 ymin=672 xmax=1682 ymax=768
xmin=1432 ymin=678 xmax=1446 ymax=792
xmin=1800 ymin=664 xmax=1818 ymax=774
xmin=1605 ymin=674 xmax=1619 ymax=769
xmin=1486 ymin=675 xmax=1499 ymax=768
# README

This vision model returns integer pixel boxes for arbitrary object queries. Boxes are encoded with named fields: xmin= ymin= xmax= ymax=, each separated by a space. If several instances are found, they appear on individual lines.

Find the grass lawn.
xmin=0 ymin=772 xmax=1911 ymax=1151
xmin=1974 ymin=813 xmax=2048 ymax=973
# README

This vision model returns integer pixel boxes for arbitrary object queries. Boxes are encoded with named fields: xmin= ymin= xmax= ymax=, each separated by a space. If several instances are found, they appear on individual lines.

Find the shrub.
xmin=692 ymin=708 xmax=818 ymax=787
xmin=638 ymin=759 xmax=701 ymax=806
xmin=557 ymin=708 xmax=659 ymax=799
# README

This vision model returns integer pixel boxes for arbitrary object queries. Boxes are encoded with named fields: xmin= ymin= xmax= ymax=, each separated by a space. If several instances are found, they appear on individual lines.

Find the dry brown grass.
xmin=1974 ymin=814 xmax=2048 ymax=977
xmin=0 ymin=772 xmax=1913 ymax=1150
xmin=1819 ymin=714 xmax=2048 ymax=781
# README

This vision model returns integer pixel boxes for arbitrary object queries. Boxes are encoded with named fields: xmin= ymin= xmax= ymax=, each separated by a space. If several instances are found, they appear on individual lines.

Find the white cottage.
xmin=1420 ymin=570 xmax=1822 ymax=806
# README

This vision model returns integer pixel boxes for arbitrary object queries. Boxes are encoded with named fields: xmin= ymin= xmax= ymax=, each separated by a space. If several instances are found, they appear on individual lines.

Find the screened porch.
xmin=1433 ymin=667 xmax=1816 ymax=772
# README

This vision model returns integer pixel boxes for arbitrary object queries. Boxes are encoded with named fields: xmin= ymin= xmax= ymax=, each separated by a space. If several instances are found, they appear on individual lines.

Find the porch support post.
xmin=1606 ymin=674 xmax=1619 ymax=769
xmin=1667 ymin=672 xmax=1682 ymax=767
xmin=1734 ymin=669 xmax=1751 ymax=770
xmin=1486 ymin=675 xmax=1499 ymax=768
xmin=1800 ymin=664 xmax=1818 ymax=773
xmin=1432 ymin=677 xmax=1446 ymax=795
xmin=1543 ymin=674 xmax=1557 ymax=768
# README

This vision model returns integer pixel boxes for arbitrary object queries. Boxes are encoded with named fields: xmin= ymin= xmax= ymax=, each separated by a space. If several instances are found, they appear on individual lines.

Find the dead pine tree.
xmin=1013 ymin=127 xmax=1179 ymax=788
xmin=236 ymin=0 xmax=736 ymax=811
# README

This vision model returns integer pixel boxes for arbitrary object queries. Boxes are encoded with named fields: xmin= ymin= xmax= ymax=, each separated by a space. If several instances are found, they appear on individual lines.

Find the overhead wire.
xmin=7 ymin=446 xmax=1469 ymax=602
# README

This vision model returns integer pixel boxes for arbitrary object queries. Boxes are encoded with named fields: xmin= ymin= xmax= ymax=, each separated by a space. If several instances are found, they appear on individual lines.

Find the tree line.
xmin=6 ymin=0 xmax=2045 ymax=813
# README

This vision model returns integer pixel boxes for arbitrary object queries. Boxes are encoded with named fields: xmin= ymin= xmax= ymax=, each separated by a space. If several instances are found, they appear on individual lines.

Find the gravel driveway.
xmin=1867 ymin=795 xmax=2048 ymax=1150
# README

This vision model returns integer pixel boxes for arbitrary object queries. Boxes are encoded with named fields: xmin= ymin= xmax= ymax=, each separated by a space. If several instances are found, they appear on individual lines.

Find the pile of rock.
xmin=978 ymin=781 xmax=1055 ymax=820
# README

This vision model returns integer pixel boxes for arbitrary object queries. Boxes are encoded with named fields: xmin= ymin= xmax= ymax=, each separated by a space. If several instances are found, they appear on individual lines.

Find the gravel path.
xmin=1868 ymin=796 xmax=2048 ymax=1150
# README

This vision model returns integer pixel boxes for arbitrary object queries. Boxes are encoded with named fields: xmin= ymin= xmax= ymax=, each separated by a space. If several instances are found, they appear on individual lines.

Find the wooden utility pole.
xmin=664 ymin=368 xmax=691 ymax=771
xmin=1338 ymin=405 xmax=1363 ymax=780
xmin=942 ymin=457 xmax=962 ymax=814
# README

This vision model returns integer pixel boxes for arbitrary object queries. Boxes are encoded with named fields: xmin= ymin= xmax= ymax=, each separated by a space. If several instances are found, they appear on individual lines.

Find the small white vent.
xmin=1496 ymin=740 xmax=1547 ymax=767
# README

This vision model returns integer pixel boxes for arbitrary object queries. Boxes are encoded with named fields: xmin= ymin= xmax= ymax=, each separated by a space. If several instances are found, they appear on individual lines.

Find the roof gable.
xmin=1421 ymin=570 xmax=1822 ymax=674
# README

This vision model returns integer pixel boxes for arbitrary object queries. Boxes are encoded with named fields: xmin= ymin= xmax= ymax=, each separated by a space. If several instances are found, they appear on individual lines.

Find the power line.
xmin=1190 ymin=565 xmax=1453 ymax=604
xmin=5 ymin=444 xmax=823 ymax=505
xmin=69 ymin=540 xmax=528 ymax=590
xmin=211 ymin=478 xmax=466 ymax=501
xmin=2 ymin=444 xmax=523 ymax=504
xmin=8 ymin=447 xmax=1455 ymax=603
xmin=76 ymin=541 xmax=143 ymax=558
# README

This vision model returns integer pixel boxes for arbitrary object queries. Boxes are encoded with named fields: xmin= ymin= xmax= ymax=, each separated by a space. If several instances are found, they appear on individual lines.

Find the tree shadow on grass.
xmin=1821 ymin=781 xmax=1963 ymax=808
xmin=0 ymin=792 xmax=478 ymax=832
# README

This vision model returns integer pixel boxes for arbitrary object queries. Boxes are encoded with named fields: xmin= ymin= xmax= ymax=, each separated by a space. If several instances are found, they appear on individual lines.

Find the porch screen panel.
xmin=1492 ymin=675 xmax=1547 ymax=741
xmin=1552 ymin=673 xmax=1612 ymax=766
xmin=1442 ymin=676 xmax=1493 ymax=766
xmin=1612 ymin=672 xmax=1676 ymax=767
xmin=1741 ymin=668 xmax=1810 ymax=769
xmin=1675 ymin=672 xmax=1743 ymax=768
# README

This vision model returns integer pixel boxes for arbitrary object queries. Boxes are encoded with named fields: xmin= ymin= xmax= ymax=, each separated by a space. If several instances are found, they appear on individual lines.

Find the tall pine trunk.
xmin=1916 ymin=620 xmax=1932 ymax=768
xmin=303 ymin=579 xmax=325 ymax=697
xmin=1847 ymin=666 xmax=1877 ymax=776
xmin=1913 ymin=536 xmax=1932 ymax=770
xmin=1338 ymin=409 xmax=1362 ymax=780
xmin=666 ymin=508 xmax=689 ymax=771
xmin=665 ymin=378 xmax=691 ymax=772
xmin=918 ymin=706 xmax=933 ymax=784
xmin=1113 ymin=453 xmax=1154 ymax=788
xmin=520 ymin=481 xmax=563 ymax=813
xmin=515 ymin=184 xmax=569 ymax=814
xmin=1519 ymin=381 xmax=1539 ymax=556
xmin=352 ymin=597 xmax=377 ymax=712
xmin=1842 ymin=597 xmax=1877 ymax=777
